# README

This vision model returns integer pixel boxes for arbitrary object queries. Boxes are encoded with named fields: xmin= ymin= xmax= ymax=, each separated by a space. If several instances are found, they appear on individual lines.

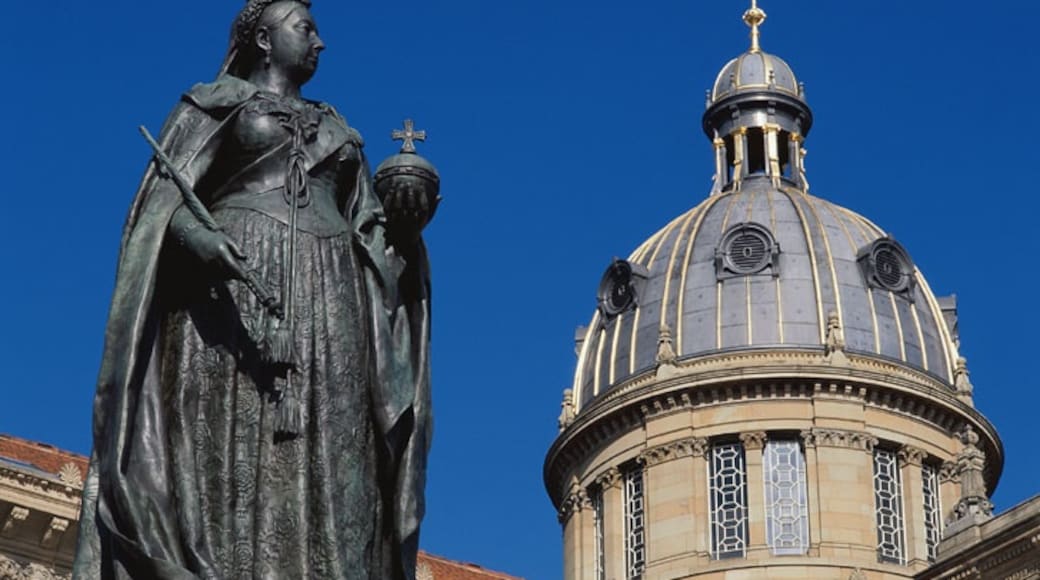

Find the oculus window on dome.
xmin=858 ymin=238 xmax=917 ymax=298
xmin=597 ymin=259 xmax=649 ymax=319
xmin=716 ymin=222 xmax=780 ymax=280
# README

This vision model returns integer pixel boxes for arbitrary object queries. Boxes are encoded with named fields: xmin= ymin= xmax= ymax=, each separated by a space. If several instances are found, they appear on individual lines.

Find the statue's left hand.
xmin=384 ymin=183 xmax=440 ymax=244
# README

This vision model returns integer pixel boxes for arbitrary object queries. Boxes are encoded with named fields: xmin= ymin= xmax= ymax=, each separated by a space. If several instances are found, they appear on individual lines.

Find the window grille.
xmin=592 ymin=489 xmax=606 ymax=580
xmin=624 ymin=467 xmax=645 ymax=578
xmin=763 ymin=440 xmax=810 ymax=555
xmin=709 ymin=442 xmax=749 ymax=558
xmin=922 ymin=463 xmax=942 ymax=562
xmin=873 ymin=449 xmax=906 ymax=564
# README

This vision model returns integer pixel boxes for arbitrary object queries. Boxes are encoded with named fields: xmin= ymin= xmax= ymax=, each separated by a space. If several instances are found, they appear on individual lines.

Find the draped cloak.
xmin=73 ymin=75 xmax=432 ymax=580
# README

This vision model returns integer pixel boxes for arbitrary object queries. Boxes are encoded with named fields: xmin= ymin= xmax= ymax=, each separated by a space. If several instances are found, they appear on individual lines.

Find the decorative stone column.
xmin=739 ymin=432 xmax=768 ymax=557
xmin=689 ymin=438 xmax=711 ymax=563
xmin=641 ymin=437 xmax=704 ymax=568
xmin=558 ymin=477 xmax=590 ymax=580
xmin=595 ymin=468 xmax=625 ymax=580
xmin=800 ymin=430 xmax=823 ymax=554
xmin=898 ymin=444 xmax=929 ymax=570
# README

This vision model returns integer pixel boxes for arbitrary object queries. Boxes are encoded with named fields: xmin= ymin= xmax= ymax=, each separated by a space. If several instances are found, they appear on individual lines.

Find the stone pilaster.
xmin=596 ymin=468 xmax=625 ymax=580
xmin=640 ymin=437 xmax=704 ymax=566
xmin=899 ymin=444 xmax=929 ymax=570
xmin=740 ymin=432 xmax=768 ymax=556
xmin=803 ymin=428 xmax=878 ymax=557
xmin=801 ymin=430 xmax=824 ymax=554
xmin=559 ymin=478 xmax=590 ymax=580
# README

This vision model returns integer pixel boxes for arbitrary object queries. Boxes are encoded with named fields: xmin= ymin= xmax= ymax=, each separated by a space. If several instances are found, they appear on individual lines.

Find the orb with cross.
xmin=374 ymin=119 xmax=441 ymax=243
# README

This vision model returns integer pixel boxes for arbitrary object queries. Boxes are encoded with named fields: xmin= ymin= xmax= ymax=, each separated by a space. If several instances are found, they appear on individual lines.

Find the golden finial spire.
xmin=743 ymin=0 xmax=767 ymax=53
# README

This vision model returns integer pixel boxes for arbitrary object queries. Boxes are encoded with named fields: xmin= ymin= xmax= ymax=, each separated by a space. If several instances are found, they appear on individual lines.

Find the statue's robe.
xmin=73 ymin=76 xmax=431 ymax=580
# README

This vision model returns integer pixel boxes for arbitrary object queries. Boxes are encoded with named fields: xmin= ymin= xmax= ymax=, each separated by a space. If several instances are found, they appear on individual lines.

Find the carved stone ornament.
xmin=0 ymin=553 xmax=70 ymax=580
xmin=946 ymin=426 xmax=994 ymax=531
xmin=638 ymin=437 xmax=709 ymax=467
xmin=898 ymin=444 xmax=926 ymax=467
xmin=557 ymin=389 xmax=576 ymax=433
xmin=739 ymin=431 xmax=767 ymax=451
xmin=803 ymin=428 xmax=877 ymax=452
xmin=848 ymin=569 xmax=867 ymax=580
xmin=954 ymin=356 xmax=974 ymax=398
xmin=656 ymin=323 xmax=677 ymax=366
xmin=824 ymin=310 xmax=849 ymax=365
xmin=415 ymin=562 xmax=434 ymax=580
xmin=595 ymin=467 xmax=622 ymax=491
xmin=57 ymin=462 xmax=83 ymax=488
xmin=939 ymin=460 xmax=960 ymax=484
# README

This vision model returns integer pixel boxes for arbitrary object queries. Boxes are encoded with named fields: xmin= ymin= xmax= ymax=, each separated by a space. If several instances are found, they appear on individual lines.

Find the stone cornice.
xmin=545 ymin=353 xmax=1003 ymax=506
xmin=0 ymin=465 xmax=84 ymax=505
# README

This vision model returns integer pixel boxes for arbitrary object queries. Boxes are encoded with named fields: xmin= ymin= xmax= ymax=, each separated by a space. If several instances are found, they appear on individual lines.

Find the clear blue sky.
xmin=1 ymin=1 xmax=1037 ymax=578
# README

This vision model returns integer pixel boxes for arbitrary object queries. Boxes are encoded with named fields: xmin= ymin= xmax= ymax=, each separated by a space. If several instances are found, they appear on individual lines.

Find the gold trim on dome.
xmin=593 ymin=327 xmax=607 ymax=396
xmin=916 ymin=272 xmax=956 ymax=383
xmin=888 ymin=287 xmax=908 ymax=361
xmin=659 ymin=210 xmax=699 ymax=331
xmin=776 ymin=187 xmax=826 ymax=342
xmin=677 ymin=196 xmax=724 ymax=355
xmin=909 ymin=293 xmax=930 ymax=372
xmin=824 ymin=201 xmax=884 ymax=355
xmin=801 ymin=193 xmax=845 ymax=340
xmin=608 ymin=312 xmax=622 ymax=386
xmin=572 ymin=311 xmax=600 ymax=405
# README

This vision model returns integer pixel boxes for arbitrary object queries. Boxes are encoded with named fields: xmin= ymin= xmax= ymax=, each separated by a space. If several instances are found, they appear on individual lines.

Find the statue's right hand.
xmin=169 ymin=209 xmax=250 ymax=281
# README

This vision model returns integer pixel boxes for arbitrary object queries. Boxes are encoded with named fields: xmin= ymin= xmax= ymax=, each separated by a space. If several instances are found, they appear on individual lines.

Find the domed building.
xmin=543 ymin=3 xmax=1025 ymax=579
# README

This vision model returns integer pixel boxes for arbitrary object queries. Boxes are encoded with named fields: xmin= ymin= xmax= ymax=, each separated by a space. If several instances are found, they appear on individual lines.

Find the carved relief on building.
xmin=637 ymin=437 xmax=709 ymax=467
xmin=801 ymin=428 xmax=878 ymax=452
xmin=0 ymin=553 xmax=69 ymax=580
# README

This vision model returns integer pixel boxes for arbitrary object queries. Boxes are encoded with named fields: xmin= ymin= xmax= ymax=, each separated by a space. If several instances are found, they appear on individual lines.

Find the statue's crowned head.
xmin=221 ymin=0 xmax=320 ymax=81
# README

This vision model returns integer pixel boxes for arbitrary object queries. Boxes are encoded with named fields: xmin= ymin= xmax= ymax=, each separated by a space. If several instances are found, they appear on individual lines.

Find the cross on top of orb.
xmin=391 ymin=119 xmax=427 ymax=154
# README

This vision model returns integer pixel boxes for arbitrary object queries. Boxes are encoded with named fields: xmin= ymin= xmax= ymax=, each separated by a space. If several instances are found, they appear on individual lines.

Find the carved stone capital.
xmin=595 ymin=467 xmax=622 ymax=491
xmin=41 ymin=517 xmax=70 ymax=549
xmin=800 ymin=429 xmax=816 ymax=448
xmin=939 ymin=460 xmax=961 ymax=484
xmin=898 ymin=444 xmax=927 ymax=467
xmin=804 ymin=428 xmax=878 ymax=452
xmin=739 ymin=431 xmax=767 ymax=451
xmin=639 ymin=437 xmax=710 ymax=467
xmin=557 ymin=477 xmax=591 ymax=524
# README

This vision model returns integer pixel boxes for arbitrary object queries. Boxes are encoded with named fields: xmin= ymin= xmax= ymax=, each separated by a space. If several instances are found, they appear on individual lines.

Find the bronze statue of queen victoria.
xmin=73 ymin=1 xmax=437 ymax=578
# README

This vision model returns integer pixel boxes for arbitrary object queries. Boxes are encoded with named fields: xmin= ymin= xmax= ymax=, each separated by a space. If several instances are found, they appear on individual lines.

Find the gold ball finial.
xmin=743 ymin=0 xmax=767 ymax=53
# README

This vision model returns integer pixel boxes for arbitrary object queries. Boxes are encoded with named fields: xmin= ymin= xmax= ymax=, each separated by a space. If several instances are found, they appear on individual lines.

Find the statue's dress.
xmin=74 ymin=77 xmax=431 ymax=580
xmin=162 ymin=92 xmax=381 ymax=578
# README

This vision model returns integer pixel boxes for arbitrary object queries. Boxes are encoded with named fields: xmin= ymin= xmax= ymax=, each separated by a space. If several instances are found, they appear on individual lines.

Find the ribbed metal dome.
xmin=573 ymin=178 xmax=957 ymax=412
xmin=710 ymin=50 xmax=802 ymax=104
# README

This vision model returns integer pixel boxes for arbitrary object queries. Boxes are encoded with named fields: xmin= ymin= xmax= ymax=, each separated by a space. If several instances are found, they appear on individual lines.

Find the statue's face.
xmin=262 ymin=3 xmax=325 ymax=85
